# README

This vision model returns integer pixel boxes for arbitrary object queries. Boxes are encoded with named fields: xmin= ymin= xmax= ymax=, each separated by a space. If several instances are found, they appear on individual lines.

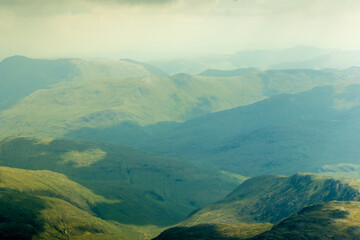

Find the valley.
xmin=1 ymin=48 xmax=360 ymax=240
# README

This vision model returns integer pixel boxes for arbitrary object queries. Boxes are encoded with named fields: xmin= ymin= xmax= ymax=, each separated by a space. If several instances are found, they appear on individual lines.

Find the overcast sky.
xmin=0 ymin=0 xmax=359 ymax=61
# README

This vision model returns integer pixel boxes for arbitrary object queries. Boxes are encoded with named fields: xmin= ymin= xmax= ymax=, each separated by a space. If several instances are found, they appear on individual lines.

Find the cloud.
xmin=0 ymin=0 xmax=180 ymax=17
xmin=0 ymin=0 xmax=359 ymax=61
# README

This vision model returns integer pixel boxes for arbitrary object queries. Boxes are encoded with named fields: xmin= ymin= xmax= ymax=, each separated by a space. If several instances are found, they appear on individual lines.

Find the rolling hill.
xmin=0 ymin=56 xmax=164 ymax=104
xmin=0 ymin=137 xmax=245 ymax=227
xmin=68 ymin=83 xmax=360 ymax=176
xmin=2 ymin=62 xmax=360 ymax=138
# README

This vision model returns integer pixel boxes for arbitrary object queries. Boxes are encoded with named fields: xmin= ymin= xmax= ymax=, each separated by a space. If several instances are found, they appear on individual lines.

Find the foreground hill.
xmin=69 ymin=83 xmax=360 ymax=176
xmin=153 ymin=201 xmax=360 ymax=240
xmin=152 ymin=174 xmax=360 ymax=240
xmin=251 ymin=201 xmax=360 ymax=240
xmin=153 ymin=223 xmax=272 ymax=240
xmin=0 ymin=137 xmax=244 ymax=227
xmin=180 ymin=174 xmax=360 ymax=226
xmin=0 ymin=167 xmax=143 ymax=240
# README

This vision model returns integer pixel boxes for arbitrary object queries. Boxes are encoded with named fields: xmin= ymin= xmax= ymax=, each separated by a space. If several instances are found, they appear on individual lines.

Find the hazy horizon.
xmin=1 ymin=0 xmax=360 ymax=61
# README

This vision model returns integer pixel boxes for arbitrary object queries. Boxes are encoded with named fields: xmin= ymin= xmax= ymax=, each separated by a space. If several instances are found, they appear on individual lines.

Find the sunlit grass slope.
xmin=0 ymin=166 xmax=155 ymax=240
xmin=0 ymin=136 xmax=244 ymax=226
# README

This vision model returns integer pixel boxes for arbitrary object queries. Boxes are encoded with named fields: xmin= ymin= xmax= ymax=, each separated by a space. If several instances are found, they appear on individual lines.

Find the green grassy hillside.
xmin=0 ymin=166 xmax=162 ymax=240
xmin=0 ymin=137 xmax=244 ymax=226
xmin=180 ymin=173 xmax=360 ymax=226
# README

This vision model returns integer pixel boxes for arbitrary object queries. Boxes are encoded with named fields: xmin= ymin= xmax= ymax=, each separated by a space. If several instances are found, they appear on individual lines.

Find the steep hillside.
xmin=252 ymin=201 xmax=360 ymax=240
xmin=153 ymin=223 xmax=272 ymax=240
xmin=69 ymin=83 xmax=360 ymax=176
xmin=0 ymin=137 xmax=244 ymax=226
xmin=0 ymin=167 xmax=151 ymax=240
xmin=180 ymin=174 xmax=360 ymax=226
xmin=152 ymin=201 xmax=360 ymax=240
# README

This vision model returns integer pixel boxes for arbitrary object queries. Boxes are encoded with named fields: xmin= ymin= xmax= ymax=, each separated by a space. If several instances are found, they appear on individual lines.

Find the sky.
xmin=0 ymin=0 xmax=360 ymax=61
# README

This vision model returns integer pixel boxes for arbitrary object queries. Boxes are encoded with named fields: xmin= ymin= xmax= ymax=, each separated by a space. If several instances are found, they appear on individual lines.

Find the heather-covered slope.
xmin=252 ymin=201 xmax=360 ymax=240
xmin=180 ymin=174 xmax=360 ymax=226
xmin=152 ymin=174 xmax=360 ymax=240
xmin=152 ymin=201 xmax=360 ymax=240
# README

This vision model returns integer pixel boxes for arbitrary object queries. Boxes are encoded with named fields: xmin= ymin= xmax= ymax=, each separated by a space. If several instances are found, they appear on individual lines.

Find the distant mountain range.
xmin=2 ymin=55 xmax=360 ymax=139
xmin=150 ymin=46 xmax=360 ymax=74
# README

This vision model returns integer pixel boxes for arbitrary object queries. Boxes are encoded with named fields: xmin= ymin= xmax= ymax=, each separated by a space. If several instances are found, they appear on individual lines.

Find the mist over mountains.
xmin=150 ymin=46 xmax=360 ymax=74
xmin=2 ymin=46 xmax=360 ymax=239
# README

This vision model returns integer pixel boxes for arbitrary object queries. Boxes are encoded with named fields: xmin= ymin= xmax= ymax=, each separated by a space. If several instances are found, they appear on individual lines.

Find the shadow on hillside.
xmin=153 ymin=224 xmax=242 ymax=240
xmin=0 ymin=189 xmax=47 ymax=240
xmin=0 ymin=137 xmax=192 ymax=226
xmin=252 ymin=203 xmax=351 ymax=240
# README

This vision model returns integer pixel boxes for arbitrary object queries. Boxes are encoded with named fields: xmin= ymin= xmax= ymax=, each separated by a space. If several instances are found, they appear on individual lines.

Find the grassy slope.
xmin=179 ymin=173 xmax=360 ymax=226
xmin=0 ymin=166 xmax=158 ymax=240
xmin=0 ymin=137 xmax=244 ymax=226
